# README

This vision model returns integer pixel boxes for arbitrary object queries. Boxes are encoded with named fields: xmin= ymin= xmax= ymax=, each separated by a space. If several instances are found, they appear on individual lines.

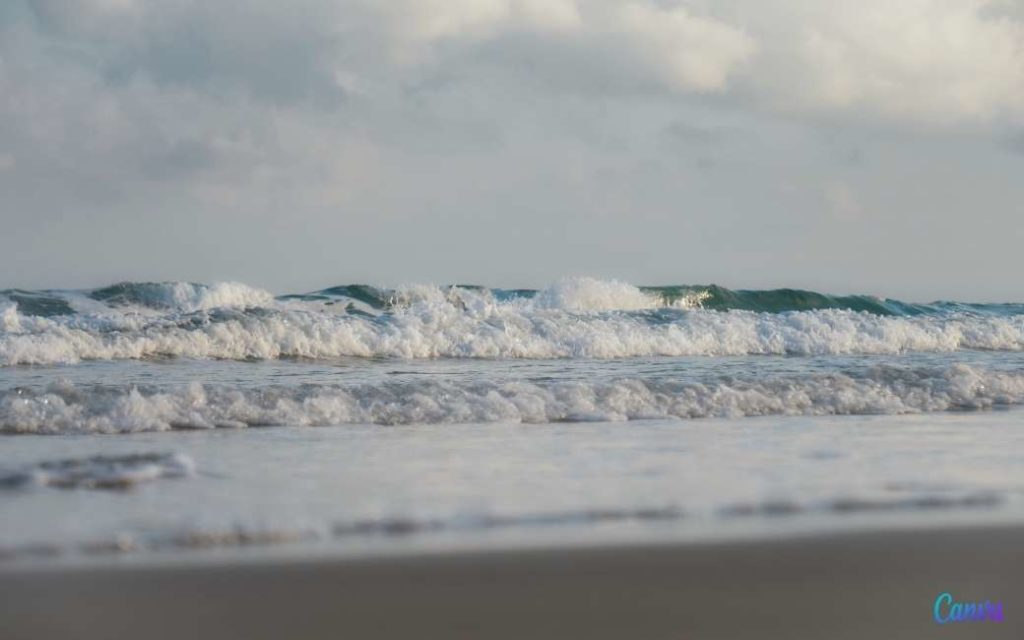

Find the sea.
xmin=2 ymin=276 xmax=1023 ymax=565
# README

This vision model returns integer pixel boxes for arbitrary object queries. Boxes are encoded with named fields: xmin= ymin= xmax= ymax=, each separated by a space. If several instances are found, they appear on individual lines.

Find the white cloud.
xmin=18 ymin=0 xmax=1024 ymax=123
xmin=373 ymin=0 xmax=584 ymax=67
xmin=378 ymin=1 xmax=753 ymax=94
xmin=2 ymin=0 xmax=1020 ymax=241
xmin=516 ymin=0 xmax=584 ymax=31
xmin=612 ymin=3 xmax=756 ymax=92
xmin=745 ymin=0 xmax=1024 ymax=123
xmin=380 ymin=0 xmax=509 ymax=45
xmin=377 ymin=0 xmax=1024 ymax=121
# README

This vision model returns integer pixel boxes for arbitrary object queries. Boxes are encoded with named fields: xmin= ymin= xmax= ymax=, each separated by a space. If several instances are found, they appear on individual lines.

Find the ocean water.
xmin=2 ymin=277 xmax=1024 ymax=564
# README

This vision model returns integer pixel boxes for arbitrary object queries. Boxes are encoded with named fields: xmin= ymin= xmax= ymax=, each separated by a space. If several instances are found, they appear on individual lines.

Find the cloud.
xmin=611 ymin=3 xmax=755 ymax=92
xmin=763 ymin=0 xmax=1024 ymax=123
xmin=26 ymin=0 xmax=351 ymax=106
xmin=10 ymin=0 xmax=1024 ymax=129
xmin=3 ymin=0 xmax=1024 ymax=297
xmin=373 ymin=0 xmax=1024 ymax=123
xmin=379 ymin=0 xmax=582 ymax=45
xmin=0 ymin=0 xmax=760 ymax=218
xmin=379 ymin=1 xmax=755 ymax=94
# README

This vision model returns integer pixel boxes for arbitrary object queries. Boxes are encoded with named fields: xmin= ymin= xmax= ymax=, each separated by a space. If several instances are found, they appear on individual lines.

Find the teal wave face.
xmin=641 ymin=285 xmax=923 ymax=316
xmin=671 ymin=285 xmax=1024 ymax=316
xmin=3 ymin=280 xmax=1024 ymax=319
xmin=0 ymin=290 xmax=75 ymax=317
xmin=298 ymin=283 xmax=1024 ymax=317
xmin=88 ymin=282 xmax=192 ymax=308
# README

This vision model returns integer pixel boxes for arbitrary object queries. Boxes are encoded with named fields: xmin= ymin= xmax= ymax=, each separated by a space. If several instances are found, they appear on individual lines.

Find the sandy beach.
xmin=2 ymin=524 xmax=1019 ymax=639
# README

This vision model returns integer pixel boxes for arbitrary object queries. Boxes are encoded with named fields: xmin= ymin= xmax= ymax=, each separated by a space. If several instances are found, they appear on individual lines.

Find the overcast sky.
xmin=2 ymin=0 xmax=1023 ymax=300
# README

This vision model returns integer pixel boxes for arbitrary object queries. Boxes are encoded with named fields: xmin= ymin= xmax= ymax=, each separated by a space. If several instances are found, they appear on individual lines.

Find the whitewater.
xmin=2 ymin=277 xmax=1023 ymax=366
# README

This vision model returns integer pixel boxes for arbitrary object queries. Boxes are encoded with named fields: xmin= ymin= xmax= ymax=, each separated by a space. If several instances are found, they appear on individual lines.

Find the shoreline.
xmin=2 ymin=523 xmax=1020 ymax=639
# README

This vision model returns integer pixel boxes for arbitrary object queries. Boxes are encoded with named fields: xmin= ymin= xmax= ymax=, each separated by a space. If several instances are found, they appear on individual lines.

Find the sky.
xmin=1 ymin=0 xmax=1023 ymax=301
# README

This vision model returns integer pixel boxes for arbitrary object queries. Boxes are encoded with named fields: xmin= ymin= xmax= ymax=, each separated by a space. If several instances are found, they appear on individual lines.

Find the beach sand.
xmin=2 ymin=524 xmax=1020 ymax=639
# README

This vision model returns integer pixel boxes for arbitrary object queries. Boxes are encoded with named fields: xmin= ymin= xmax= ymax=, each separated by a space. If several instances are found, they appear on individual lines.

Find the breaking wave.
xmin=3 ymin=364 xmax=1022 ymax=434
xmin=87 ymin=281 xmax=274 ymax=312
xmin=1 ymin=277 xmax=1023 ymax=365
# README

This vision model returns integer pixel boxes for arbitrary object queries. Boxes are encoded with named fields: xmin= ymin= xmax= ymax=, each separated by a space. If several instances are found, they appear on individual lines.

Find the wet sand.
xmin=1 ymin=525 xmax=1020 ymax=639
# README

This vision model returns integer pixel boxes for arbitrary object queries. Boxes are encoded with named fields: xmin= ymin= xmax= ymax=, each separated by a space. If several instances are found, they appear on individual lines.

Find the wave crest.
xmin=2 ymin=278 xmax=1023 ymax=365
xmin=2 ymin=303 xmax=1024 ymax=365
xmin=88 ymin=281 xmax=274 ymax=312
xmin=532 ymin=277 xmax=708 ymax=311
xmin=3 ymin=365 xmax=1022 ymax=434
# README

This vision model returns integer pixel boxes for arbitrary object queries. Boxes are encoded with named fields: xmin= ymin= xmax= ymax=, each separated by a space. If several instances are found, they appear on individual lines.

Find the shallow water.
xmin=2 ymin=409 xmax=1024 ymax=564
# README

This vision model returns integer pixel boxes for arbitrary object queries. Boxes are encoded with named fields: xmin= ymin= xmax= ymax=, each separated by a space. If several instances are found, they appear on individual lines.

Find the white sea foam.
xmin=3 ymin=365 xmax=1022 ymax=434
xmin=383 ymin=278 xmax=700 ymax=313
xmin=1 ymin=302 xmax=1022 ymax=365
xmin=1 ymin=279 xmax=1022 ymax=365
xmin=170 ymin=281 xmax=275 ymax=311
xmin=531 ymin=277 xmax=706 ymax=311
xmin=1 ymin=303 xmax=19 ymax=333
